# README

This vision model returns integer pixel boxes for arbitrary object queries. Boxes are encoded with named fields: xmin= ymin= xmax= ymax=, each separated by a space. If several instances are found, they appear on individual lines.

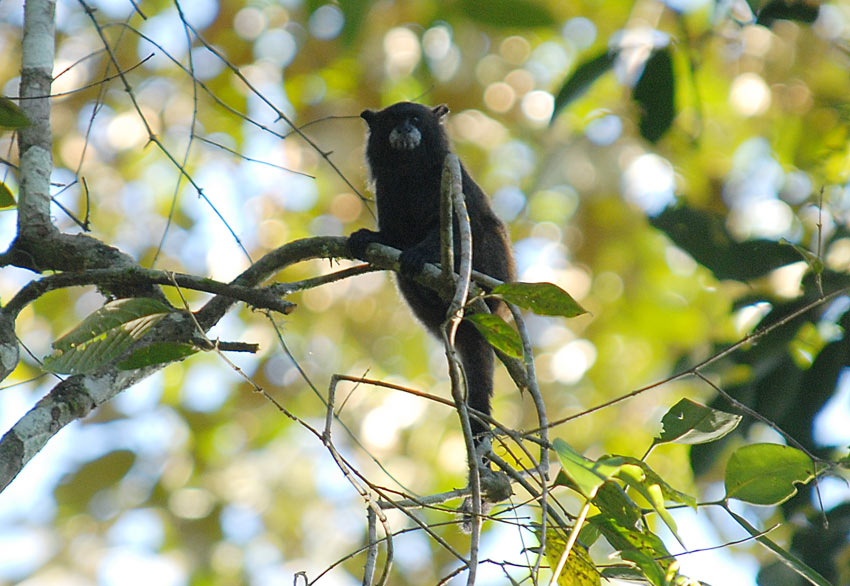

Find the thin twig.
xmin=78 ymin=0 xmax=252 ymax=261
xmin=536 ymin=285 xmax=849 ymax=434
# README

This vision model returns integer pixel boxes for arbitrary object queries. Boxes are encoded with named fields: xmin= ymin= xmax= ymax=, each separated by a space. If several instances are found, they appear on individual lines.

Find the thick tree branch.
xmin=0 ymin=1 xmax=165 ymax=381
xmin=0 ymin=364 xmax=156 ymax=492
xmin=2 ymin=267 xmax=296 ymax=321
xmin=18 ymin=0 xmax=56 ymax=237
xmin=0 ymin=0 xmax=57 ymax=381
xmin=0 ymin=233 xmax=524 ymax=494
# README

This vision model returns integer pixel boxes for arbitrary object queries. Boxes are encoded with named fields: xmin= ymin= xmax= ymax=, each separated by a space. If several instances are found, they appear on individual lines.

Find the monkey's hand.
xmin=348 ymin=229 xmax=383 ymax=260
xmin=398 ymin=230 xmax=441 ymax=276
xmin=398 ymin=246 xmax=431 ymax=276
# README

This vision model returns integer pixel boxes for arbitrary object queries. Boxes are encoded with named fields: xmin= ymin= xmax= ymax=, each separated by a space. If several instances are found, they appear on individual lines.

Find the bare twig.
xmin=439 ymin=154 xmax=481 ymax=585
xmin=535 ymin=285 xmax=849 ymax=434
xmin=78 ymin=0 xmax=252 ymax=261
xmin=325 ymin=377 xmax=393 ymax=586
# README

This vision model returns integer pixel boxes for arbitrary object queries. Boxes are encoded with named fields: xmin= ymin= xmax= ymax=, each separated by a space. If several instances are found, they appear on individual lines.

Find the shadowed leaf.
xmin=651 ymin=204 xmax=802 ymax=281
xmin=118 ymin=342 xmax=198 ymax=370
xmin=633 ymin=48 xmax=675 ymax=143
xmin=0 ymin=183 xmax=14 ymax=208
xmin=0 ymin=96 xmax=29 ymax=129
xmin=552 ymin=50 xmax=617 ymax=121
xmin=757 ymin=1 xmax=820 ymax=26
xmin=44 ymin=298 xmax=176 ymax=374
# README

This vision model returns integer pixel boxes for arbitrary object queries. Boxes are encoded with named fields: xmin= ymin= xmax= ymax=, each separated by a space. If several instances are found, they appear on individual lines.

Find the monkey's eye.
xmin=410 ymin=115 xmax=420 ymax=125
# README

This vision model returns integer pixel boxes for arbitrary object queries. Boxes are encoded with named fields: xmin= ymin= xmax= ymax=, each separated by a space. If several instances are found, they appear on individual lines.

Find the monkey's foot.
xmin=459 ymin=467 xmax=512 ymax=533
xmin=479 ymin=466 xmax=513 ymax=502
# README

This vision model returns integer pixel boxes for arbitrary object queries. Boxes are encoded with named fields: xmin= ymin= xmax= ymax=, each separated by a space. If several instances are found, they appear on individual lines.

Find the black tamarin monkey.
xmin=348 ymin=102 xmax=517 ymax=444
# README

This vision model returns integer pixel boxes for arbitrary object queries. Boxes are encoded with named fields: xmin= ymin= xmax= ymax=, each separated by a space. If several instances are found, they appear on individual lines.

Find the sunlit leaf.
xmin=543 ymin=527 xmax=601 ymax=586
xmin=464 ymin=312 xmax=523 ymax=358
xmin=493 ymin=282 xmax=587 ymax=317
xmin=605 ymin=455 xmax=696 ymax=547
xmin=725 ymin=443 xmax=815 ymax=505
xmin=552 ymin=439 xmax=621 ymax=499
xmin=653 ymin=398 xmax=742 ymax=447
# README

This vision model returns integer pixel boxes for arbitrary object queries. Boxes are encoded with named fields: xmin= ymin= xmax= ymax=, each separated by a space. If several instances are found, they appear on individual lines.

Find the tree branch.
xmin=1 ymin=267 xmax=296 ymax=321
xmin=0 ymin=223 xmax=522 ymax=498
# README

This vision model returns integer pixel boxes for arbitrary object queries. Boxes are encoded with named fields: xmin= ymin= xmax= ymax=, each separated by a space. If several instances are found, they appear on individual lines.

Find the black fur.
xmin=349 ymin=102 xmax=517 ymax=441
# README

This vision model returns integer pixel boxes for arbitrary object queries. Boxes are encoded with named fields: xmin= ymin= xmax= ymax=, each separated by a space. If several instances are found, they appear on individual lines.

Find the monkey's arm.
xmin=349 ymin=224 xmax=444 ymax=277
xmin=397 ymin=225 xmax=442 ymax=276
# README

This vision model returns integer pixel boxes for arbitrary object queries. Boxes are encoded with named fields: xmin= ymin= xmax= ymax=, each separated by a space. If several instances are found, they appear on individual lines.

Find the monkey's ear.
xmin=432 ymin=104 xmax=449 ymax=119
xmin=360 ymin=109 xmax=377 ymax=124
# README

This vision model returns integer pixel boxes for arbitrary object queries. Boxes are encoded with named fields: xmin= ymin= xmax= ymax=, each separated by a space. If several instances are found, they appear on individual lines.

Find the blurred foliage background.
xmin=1 ymin=0 xmax=850 ymax=585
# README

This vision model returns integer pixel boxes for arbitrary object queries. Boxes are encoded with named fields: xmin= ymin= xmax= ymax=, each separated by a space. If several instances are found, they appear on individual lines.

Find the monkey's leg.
xmin=454 ymin=320 xmax=495 ymax=443
xmin=456 ymin=322 xmax=514 ymax=531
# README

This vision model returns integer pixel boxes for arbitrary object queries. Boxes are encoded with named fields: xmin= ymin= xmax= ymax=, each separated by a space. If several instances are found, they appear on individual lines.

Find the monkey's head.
xmin=361 ymin=102 xmax=450 ymax=170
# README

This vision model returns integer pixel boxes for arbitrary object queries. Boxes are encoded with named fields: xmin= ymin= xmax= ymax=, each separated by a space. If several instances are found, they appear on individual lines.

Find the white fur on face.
xmin=389 ymin=125 xmax=421 ymax=151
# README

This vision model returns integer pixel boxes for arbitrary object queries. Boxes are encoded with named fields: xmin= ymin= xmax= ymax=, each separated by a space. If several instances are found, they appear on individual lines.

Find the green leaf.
xmin=492 ymin=282 xmax=587 ymax=318
xmin=588 ymin=515 xmax=674 ymax=586
xmin=552 ymin=50 xmax=617 ymax=122
xmin=334 ymin=0 xmax=367 ymax=45
xmin=650 ymin=204 xmax=802 ymax=281
xmin=457 ymin=0 xmax=556 ymax=28
xmin=780 ymin=238 xmax=824 ymax=276
xmin=653 ymin=398 xmax=742 ymax=447
xmin=54 ymin=450 xmax=135 ymax=509
xmin=543 ymin=527 xmax=601 ymax=586
xmin=464 ymin=312 xmax=523 ymax=359
xmin=0 ymin=96 xmax=30 ymax=129
xmin=605 ymin=456 xmax=696 ymax=548
xmin=599 ymin=566 xmax=651 ymax=583
xmin=0 ymin=182 xmax=15 ymax=208
xmin=726 ymin=507 xmax=832 ymax=586
xmin=118 ymin=342 xmax=198 ymax=370
xmin=725 ymin=443 xmax=815 ymax=505
xmin=592 ymin=481 xmax=642 ymax=528
xmin=614 ymin=456 xmax=697 ymax=508
xmin=552 ymin=439 xmax=621 ymax=499
xmin=633 ymin=48 xmax=675 ymax=143
xmin=619 ymin=549 xmax=668 ymax=586
xmin=44 ymin=298 xmax=175 ymax=374
xmin=576 ymin=522 xmax=601 ymax=549
xmin=553 ymin=444 xmax=696 ymax=585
